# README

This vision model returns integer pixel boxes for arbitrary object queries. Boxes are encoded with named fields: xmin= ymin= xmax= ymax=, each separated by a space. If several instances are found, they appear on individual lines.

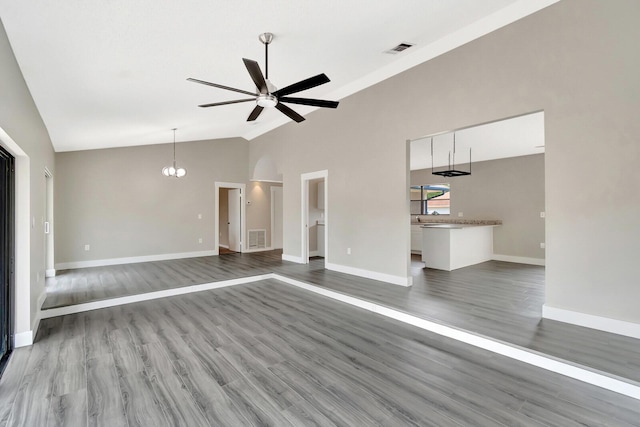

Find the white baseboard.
xmin=282 ymin=254 xmax=305 ymax=263
xmin=243 ymin=247 xmax=273 ymax=253
xmin=40 ymin=274 xmax=272 ymax=319
xmin=543 ymin=305 xmax=640 ymax=339
xmin=14 ymin=290 xmax=47 ymax=348
xmin=55 ymin=250 xmax=217 ymax=270
xmin=219 ymin=244 xmax=229 ymax=249
xmin=14 ymin=330 xmax=34 ymax=348
xmin=492 ymin=254 xmax=545 ymax=266
xmin=325 ymin=262 xmax=412 ymax=287
xmin=45 ymin=269 xmax=56 ymax=278
xmin=308 ymin=250 xmax=319 ymax=257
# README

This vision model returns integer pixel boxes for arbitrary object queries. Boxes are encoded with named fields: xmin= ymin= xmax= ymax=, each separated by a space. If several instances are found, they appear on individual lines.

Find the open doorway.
xmin=215 ymin=182 xmax=246 ymax=255
xmin=301 ymin=170 xmax=328 ymax=264
xmin=409 ymin=111 xmax=545 ymax=272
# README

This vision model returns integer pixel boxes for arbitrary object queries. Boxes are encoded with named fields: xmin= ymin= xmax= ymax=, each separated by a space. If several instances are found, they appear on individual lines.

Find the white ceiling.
xmin=0 ymin=0 xmax=557 ymax=152
xmin=410 ymin=111 xmax=545 ymax=170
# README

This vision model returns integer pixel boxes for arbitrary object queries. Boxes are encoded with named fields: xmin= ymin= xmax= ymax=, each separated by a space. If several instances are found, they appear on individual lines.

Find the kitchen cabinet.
xmin=421 ymin=224 xmax=496 ymax=270
xmin=317 ymin=223 xmax=325 ymax=257
xmin=411 ymin=224 xmax=422 ymax=254
xmin=317 ymin=182 xmax=324 ymax=210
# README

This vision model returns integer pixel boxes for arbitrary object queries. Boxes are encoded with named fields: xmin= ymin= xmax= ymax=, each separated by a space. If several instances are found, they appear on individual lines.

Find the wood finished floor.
xmin=4 ymin=280 xmax=640 ymax=426
xmin=42 ymin=251 xmax=640 ymax=385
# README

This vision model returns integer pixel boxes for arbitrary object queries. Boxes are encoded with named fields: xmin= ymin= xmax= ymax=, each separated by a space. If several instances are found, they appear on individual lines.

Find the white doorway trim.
xmin=214 ymin=182 xmax=246 ymax=256
xmin=0 ymin=127 xmax=33 ymax=347
xmin=44 ymin=168 xmax=55 ymax=277
xmin=301 ymin=170 xmax=328 ymax=264
xmin=270 ymin=186 xmax=283 ymax=250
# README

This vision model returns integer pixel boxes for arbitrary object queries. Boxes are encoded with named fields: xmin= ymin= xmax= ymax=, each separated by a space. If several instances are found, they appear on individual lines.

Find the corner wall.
xmin=54 ymin=138 xmax=249 ymax=266
xmin=249 ymin=0 xmax=640 ymax=324
xmin=246 ymin=181 xmax=282 ymax=249
xmin=0 ymin=18 xmax=56 ymax=344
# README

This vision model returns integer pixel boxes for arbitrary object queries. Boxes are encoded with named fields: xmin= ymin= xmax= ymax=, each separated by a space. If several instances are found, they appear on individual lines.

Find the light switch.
xmin=84 ymin=244 xmax=90 ymax=251
xmin=540 ymin=212 xmax=546 ymax=218
xmin=197 ymin=213 xmax=202 ymax=219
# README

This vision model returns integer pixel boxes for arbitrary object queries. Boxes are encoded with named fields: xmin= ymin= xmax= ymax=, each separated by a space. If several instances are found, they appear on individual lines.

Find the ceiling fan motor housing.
xmin=257 ymin=94 xmax=278 ymax=108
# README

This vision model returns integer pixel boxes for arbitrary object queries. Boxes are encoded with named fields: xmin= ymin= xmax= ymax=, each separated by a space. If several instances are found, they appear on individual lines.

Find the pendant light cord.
xmin=172 ymin=128 xmax=177 ymax=163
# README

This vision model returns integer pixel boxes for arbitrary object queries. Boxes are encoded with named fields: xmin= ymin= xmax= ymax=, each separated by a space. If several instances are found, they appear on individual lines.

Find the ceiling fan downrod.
xmin=259 ymin=32 xmax=273 ymax=80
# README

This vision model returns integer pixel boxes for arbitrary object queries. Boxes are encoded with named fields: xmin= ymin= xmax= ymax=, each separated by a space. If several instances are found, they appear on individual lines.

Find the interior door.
xmin=0 ymin=146 xmax=15 ymax=377
xmin=228 ymin=189 xmax=241 ymax=252
xmin=272 ymin=187 xmax=283 ymax=249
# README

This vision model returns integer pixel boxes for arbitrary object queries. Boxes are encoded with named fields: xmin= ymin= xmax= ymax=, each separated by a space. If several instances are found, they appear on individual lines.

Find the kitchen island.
xmin=421 ymin=223 xmax=499 ymax=271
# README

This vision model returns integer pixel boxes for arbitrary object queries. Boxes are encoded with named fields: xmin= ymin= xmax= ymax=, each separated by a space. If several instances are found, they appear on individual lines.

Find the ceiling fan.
xmin=188 ymin=33 xmax=339 ymax=123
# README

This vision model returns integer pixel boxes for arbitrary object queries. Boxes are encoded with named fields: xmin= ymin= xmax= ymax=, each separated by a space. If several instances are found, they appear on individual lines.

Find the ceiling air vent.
xmin=385 ymin=42 xmax=414 ymax=54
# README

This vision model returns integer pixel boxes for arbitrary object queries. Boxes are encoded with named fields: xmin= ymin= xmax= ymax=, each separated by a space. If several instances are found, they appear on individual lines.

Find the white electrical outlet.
xmin=540 ymin=212 xmax=546 ymax=218
xmin=347 ymin=248 xmax=351 ymax=255
xmin=197 ymin=213 xmax=202 ymax=219
xmin=84 ymin=244 xmax=90 ymax=251
xmin=198 ymin=238 xmax=203 ymax=244
xmin=458 ymin=212 xmax=463 ymax=217
xmin=540 ymin=242 xmax=546 ymax=249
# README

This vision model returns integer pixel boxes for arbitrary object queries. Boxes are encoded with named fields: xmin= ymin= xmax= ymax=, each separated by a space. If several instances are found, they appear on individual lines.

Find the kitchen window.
xmin=410 ymin=184 xmax=450 ymax=215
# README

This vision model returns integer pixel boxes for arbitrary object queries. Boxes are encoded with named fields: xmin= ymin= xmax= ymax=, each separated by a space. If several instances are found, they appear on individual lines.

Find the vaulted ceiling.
xmin=0 ymin=0 xmax=556 ymax=151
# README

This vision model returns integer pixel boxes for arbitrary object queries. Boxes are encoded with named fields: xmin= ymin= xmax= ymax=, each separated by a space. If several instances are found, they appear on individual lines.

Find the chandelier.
xmin=161 ymin=128 xmax=187 ymax=178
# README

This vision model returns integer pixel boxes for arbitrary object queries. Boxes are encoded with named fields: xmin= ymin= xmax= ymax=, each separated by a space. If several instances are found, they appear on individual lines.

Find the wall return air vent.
xmin=248 ymin=229 xmax=267 ymax=249
xmin=385 ymin=42 xmax=415 ymax=54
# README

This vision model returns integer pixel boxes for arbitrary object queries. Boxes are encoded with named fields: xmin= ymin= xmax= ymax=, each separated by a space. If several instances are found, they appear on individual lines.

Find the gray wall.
xmin=249 ymin=0 xmax=640 ymax=323
xmin=246 ymin=181 xmax=282 ymax=248
xmin=0 ymin=18 xmax=56 ymax=336
xmin=412 ymin=154 xmax=545 ymax=260
xmin=55 ymin=138 xmax=249 ymax=263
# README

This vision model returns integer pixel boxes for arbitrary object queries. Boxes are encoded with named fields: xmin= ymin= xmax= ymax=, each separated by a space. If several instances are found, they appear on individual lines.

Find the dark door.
xmin=0 ymin=145 xmax=14 ymax=377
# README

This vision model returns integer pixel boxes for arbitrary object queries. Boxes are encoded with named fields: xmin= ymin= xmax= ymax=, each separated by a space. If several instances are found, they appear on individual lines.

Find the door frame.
xmin=214 ymin=182 xmax=246 ymax=255
xmin=44 ymin=168 xmax=55 ymax=277
xmin=0 ymin=144 xmax=15 ymax=375
xmin=301 ymin=170 xmax=328 ymax=264
xmin=270 ymin=186 xmax=283 ymax=249
xmin=0 ymin=128 xmax=31 ymax=348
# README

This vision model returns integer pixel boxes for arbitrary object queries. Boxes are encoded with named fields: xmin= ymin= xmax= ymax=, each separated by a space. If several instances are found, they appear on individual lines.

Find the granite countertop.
xmin=411 ymin=218 xmax=502 ymax=226
xmin=420 ymin=223 xmax=498 ymax=229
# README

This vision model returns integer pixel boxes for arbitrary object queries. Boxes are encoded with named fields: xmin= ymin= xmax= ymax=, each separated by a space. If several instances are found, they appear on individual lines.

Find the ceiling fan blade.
xmin=242 ymin=59 xmax=268 ymax=94
xmin=199 ymin=98 xmax=256 ymax=108
xmin=187 ymin=78 xmax=257 ymax=97
xmin=274 ymin=73 xmax=330 ymax=97
xmin=276 ymin=103 xmax=305 ymax=123
xmin=279 ymin=97 xmax=339 ymax=109
xmin=247 ymin=105 xmax=264 ymax=121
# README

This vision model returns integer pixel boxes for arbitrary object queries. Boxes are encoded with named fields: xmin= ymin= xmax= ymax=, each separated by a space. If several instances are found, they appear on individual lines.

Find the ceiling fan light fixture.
xmin=257 ymin=94 xmax=278 ymax=108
